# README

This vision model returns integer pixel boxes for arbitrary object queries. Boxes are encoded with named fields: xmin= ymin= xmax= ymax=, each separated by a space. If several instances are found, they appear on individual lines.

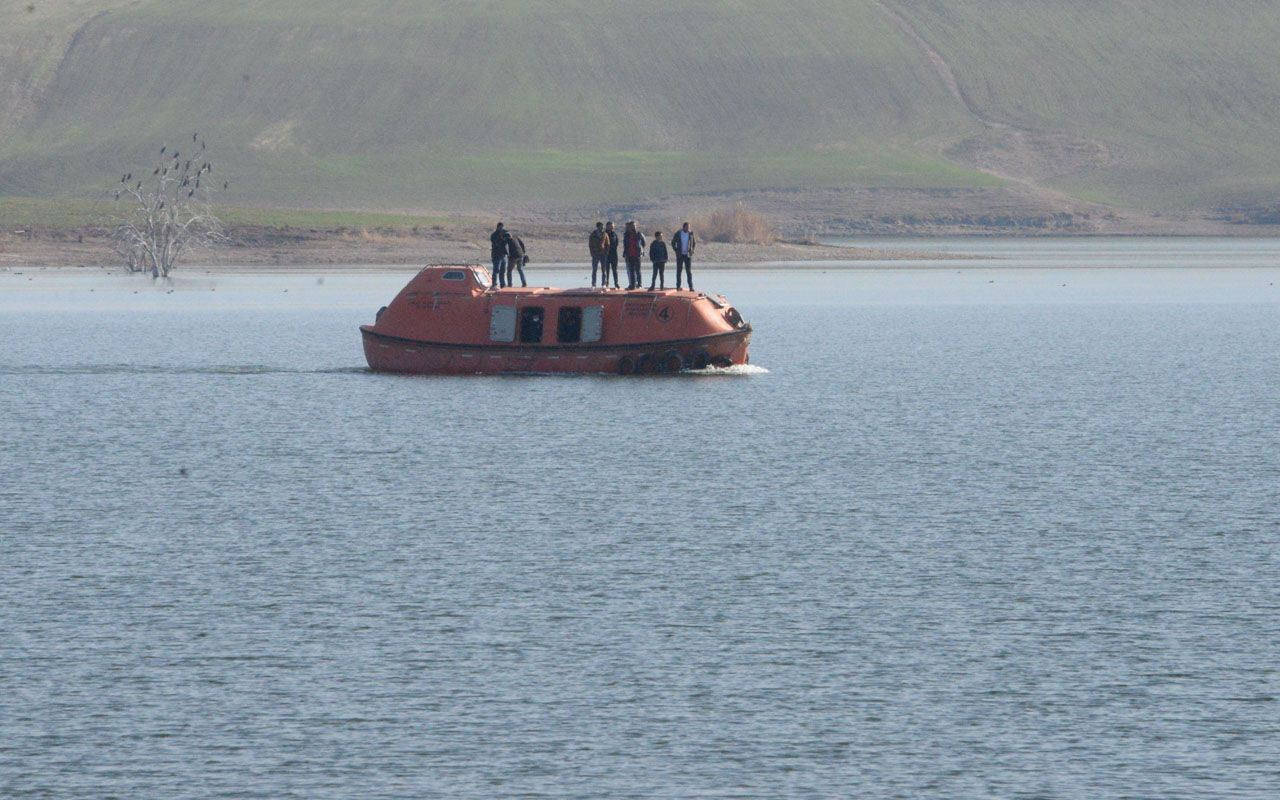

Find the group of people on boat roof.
xmin=589 ymin=220 xmax=696 ymax=291
xmin=488 ymin=220 xmax=697 ymax=292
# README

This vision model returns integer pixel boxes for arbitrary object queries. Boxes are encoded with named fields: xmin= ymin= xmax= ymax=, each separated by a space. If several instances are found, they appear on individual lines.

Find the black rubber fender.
xmin=691 ymin=350 xmax=711 ymax=370
xmin=617 ymin=355 xmax=635 ymax=375
xmin=661 ymin=350 xmax=684 ymax=373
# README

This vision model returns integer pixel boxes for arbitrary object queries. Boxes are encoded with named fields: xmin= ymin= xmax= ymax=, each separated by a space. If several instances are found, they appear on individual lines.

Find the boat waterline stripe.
xmin=359 ymin=326 xmax=750 ymax=353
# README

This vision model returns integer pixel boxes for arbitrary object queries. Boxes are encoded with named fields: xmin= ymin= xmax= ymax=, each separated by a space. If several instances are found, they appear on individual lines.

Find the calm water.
xmin=3 ymin=240 xmax=1280 ymax=798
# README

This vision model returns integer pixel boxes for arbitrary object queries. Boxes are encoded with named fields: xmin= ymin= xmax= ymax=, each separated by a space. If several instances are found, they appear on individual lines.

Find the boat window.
xmin=519 ymin=307 xmax=544 ymax=343
xmin=489 ymin=305 xmax=516 ymax=342
xmin=473 ymin=269 xmax=491 ymax=289
xmin=557 ymin=307 xmax=583 ymax=343
xmin=581 ymin=306 xmax=603 ymax=342
xmin=442 ymin=270 xmax=467 ymax=281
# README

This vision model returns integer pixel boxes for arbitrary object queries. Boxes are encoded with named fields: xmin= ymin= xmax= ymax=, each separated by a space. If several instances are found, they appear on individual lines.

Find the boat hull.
xmin=361 ymin=325 xmax=751 ymax=375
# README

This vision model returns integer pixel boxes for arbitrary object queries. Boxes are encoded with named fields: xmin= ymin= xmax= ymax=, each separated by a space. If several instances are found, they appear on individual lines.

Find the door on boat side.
xmin=581 ymin=306 xmax=603 ymax=342
xmin=489 ymin=305 xmax=516 ymax=342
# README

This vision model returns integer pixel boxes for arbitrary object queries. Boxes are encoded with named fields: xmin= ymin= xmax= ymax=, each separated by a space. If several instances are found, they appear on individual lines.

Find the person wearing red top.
xmin=622 ymin=220 xmax=646 ymax=290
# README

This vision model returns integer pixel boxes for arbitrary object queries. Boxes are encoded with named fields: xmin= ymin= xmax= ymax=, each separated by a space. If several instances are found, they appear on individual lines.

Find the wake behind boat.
xmin=360 ymin=265 xmax=751 ymax=375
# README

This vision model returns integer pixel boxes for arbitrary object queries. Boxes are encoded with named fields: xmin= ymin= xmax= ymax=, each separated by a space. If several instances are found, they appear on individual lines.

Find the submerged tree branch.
xmin=107 ymin=136 xmax=229 ymax=277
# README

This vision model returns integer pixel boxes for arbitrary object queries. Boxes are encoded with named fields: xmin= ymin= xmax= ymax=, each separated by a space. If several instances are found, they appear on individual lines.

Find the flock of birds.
xmin=114 ymin=132 xmax=229 ymax=204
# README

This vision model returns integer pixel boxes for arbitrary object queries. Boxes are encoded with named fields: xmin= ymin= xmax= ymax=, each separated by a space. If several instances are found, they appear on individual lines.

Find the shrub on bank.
xmin=691 ymin=205 xmax=777 ymax=245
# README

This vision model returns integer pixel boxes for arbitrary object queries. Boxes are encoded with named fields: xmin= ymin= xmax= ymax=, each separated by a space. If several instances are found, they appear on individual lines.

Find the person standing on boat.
xmin=589 ymin=222 xmax=608 ymax=288
xmin=489 ymin=222 xmax=507 ymax=288
xmin=604 ymin=221 xmax=621 ymax=288
xmin=505 ymin=231 xmax=528 ymax=288
xmin=623 ymin=221 xmax=645 ymax=290
xmin=672 ymin=221 xmax=696 ymax=290
xmin=648 ymin=231 xmax=668 ymax=290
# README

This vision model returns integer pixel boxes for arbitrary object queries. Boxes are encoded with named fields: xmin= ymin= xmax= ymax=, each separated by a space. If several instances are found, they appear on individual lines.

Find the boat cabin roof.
xmin=414 ymin=264 xmax=708 ymax=300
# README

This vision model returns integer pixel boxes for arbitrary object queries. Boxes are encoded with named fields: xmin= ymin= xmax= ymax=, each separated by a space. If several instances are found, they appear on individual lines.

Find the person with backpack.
xmin=648 ymin=231 xmax=668 ymax=290
xmin=623 ymin=221 xmax=645 ymax=290
xmin=489 ymin=222 xmax=507 ymax=288
xmin=589 ymin=222 xmax=608 ymax=287
xmin=604 ymin=221 xmax=621 ymax=289
xmin=672 ymin=221 xmax=696 ymax=290
xmin=505 ymin=231 xmax=528 ymax=288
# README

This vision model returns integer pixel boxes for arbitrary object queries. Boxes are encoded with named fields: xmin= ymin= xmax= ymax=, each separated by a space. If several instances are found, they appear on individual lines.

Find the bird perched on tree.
xmin=153 ymin=168 xmax=159 ymax=175
xmin=192 ymin=132 xmax=198 ymax=142
xmin=160 ymin=145 xmax=166 ymax=154
xmin=121 ymin=173 xmax=127 ymax=183
xmin=223 ymin=181 xmax=228 ymax=190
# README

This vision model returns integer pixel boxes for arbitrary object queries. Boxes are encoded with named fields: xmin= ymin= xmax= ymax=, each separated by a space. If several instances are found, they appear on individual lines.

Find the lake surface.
xmin=3 ymin=239 xmax=1280 ymax=798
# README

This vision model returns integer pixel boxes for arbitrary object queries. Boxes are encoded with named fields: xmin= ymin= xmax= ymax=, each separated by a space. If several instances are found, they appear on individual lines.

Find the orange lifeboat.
xmin=360 ymin=265 xmax=752 ymax=375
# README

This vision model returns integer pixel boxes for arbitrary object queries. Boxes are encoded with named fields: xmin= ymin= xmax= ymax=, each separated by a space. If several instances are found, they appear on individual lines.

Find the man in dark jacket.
xmin=589 ymin=222 xmax=607 ymax=287
xmin=672 ymin=221 xmax=696 ymax=290
xmin=604 ymin=221 xmax=621 ymax=288
xmin=489 ymin=222 xmax=507 ymax=288
xmin=505 ymin=231 xmax=528 ymax=288
xmin=648 ymin=231 xmax=668 ymax=290
xmin=623 ymin=221 xmax=645 ymax=290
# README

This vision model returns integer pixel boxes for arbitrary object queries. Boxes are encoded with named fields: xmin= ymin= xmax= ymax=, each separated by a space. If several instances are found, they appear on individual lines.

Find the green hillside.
xmin=2 ymin=0 xmax=1278 ymax=216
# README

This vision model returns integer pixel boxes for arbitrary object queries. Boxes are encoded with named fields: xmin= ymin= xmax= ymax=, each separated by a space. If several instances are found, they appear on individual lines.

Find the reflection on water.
xmin=2 ymin=240 xmax=1279 ymax=798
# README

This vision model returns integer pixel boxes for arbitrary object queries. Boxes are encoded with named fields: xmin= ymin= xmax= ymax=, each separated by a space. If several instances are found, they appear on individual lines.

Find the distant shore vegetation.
xmin=692 ymin=205 xmax=778 ymax=246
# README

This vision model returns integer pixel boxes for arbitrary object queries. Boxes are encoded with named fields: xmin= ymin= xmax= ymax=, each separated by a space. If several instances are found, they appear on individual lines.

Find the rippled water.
xmin=3 ymin=242 xmax=1280 ymax=798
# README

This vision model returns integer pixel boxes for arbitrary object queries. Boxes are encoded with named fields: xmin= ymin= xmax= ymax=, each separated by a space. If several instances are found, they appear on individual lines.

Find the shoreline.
xmin=0 ymin=231 xmax=956 ymax=271
xmin=4 ymin=222 xmax=1280 ymax=274
xmin=7 ymin=232 xmax=1280 ymax=275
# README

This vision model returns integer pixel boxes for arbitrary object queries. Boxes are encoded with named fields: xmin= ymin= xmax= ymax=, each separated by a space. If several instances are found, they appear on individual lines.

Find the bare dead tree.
xmin=109 ymin=135 xmax=228 ymax=277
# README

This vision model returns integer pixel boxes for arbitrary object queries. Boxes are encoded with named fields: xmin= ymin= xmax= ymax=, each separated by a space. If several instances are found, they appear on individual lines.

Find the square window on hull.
xmin=519 ymin=307 xmax=544 ymax=343
xmin=557 ymin=307 xmax=583 ymax=343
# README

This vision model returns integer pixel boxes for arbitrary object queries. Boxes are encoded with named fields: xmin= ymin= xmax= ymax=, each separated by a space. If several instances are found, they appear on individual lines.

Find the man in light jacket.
xmin=672 ymin=221 xmax=696 ymax=290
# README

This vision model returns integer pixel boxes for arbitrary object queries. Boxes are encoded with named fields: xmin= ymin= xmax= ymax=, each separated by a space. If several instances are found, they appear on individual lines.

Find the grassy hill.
xmin=2 ymin=0 xmax=1279 ymax=220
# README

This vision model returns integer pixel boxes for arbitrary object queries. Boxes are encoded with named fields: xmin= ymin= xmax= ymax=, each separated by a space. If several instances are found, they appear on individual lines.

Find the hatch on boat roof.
xmin=419 ymin=264 xmax=491 ymax=288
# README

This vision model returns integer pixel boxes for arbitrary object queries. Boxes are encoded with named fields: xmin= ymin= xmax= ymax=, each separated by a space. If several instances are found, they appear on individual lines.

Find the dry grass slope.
xmin=2 ymin=0 xmax=1279 ymax=215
